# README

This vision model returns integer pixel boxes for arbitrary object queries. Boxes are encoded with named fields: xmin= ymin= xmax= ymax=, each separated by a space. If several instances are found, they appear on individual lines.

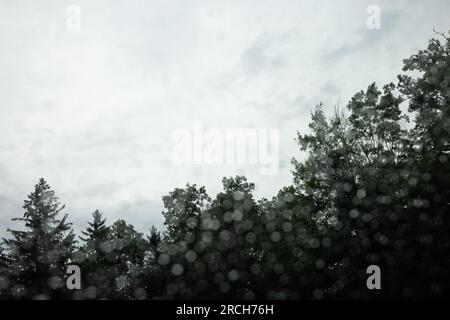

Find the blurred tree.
xmin=396 ymin=31 xmax=450 ymax=297
xmin=203 ymin=176 xmax=262 ymax=299
xmin=158 ymin=184 xmax=211 ymax=299
xmin=74 ymin=210 xmax=113 ymax=299
xmin=2 ymin=178 xmax=75 ymax=299
xmin=0 ymin=243 xmax=10 ymax=299
xmin=255 ymin=186 xmax=326 ymax=299
xmin=107 ymin=219 xmax=150 ymax=299
xmin=80 ymin=210 xmax=109 ymax=243
xmin=140 ymin=226 xmax=164 ymax=299
xmin=75 ymin=217 xmax=152 ymax=300
xmin=162 ymin=184 xmax=210 ymax=243
xmin=291 ymin=30 xmax=450 ymax=299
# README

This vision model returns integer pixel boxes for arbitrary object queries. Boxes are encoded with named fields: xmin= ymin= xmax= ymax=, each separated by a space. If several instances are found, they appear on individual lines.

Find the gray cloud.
xmin=240 ymin=32 xmax=291 ymax=76
xmin=321 ymin=9 xmax=402 ymax=64
xmin=0 ymin=0 xmax=449 ymax=237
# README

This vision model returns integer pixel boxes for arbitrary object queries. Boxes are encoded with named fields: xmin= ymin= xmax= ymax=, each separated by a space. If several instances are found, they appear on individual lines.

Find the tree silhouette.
xmin=290 ymin=31 xmax=450 ymax=298
xmin=73 ymin=210 xmax=113 ymax=299
xmin=2 ymin=178 xmax=75 ymax=299
xmin=0 ymin=243 xmax=10 ymax=299
xmin=80 ymin=210 xmax=109 ymax=243
xmin=107 ymin=220 xmax=149 ymax=299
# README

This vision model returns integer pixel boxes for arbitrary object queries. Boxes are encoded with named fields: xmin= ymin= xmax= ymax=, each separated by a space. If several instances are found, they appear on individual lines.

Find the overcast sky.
xmin=0 ymin=0 xmax=449 ymax=236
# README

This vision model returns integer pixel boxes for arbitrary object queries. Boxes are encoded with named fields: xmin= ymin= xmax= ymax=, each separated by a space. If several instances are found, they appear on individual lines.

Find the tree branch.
xmin=433 ymin=27 xmax=450 ymax=42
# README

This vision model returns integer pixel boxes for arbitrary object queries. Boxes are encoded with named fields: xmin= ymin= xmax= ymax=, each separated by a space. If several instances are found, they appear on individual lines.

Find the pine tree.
xmin=3 ymin=178 xmax=75 ymax=299
xmin=75 ymin=210 xmax=111 ymax=299
xmin=80 ymin=210 xmax=109 ymax=244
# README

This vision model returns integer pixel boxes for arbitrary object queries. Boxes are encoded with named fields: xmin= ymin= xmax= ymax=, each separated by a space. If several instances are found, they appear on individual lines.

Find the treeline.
xmin=1 ymin=32 xmax=450 ymax=300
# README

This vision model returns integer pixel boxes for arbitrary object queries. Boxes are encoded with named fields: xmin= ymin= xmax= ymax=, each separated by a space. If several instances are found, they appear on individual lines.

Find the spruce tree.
xmin=76 ymin=210 xmax=111 ymax=299
xmin=3 ymin=178 xmax=75 ymax=299
xmin=80 ymin=210 xmax=109 ymax=244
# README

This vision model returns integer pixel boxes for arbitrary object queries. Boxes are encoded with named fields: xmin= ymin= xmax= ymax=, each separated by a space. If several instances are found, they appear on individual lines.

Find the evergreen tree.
xmin=80 ymin=210 xmax=109 ymax=244
xmin=74 ymin=210 xmax=112 ymax=299
xmin=3 ymin=178 xmax=75 ymax=299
